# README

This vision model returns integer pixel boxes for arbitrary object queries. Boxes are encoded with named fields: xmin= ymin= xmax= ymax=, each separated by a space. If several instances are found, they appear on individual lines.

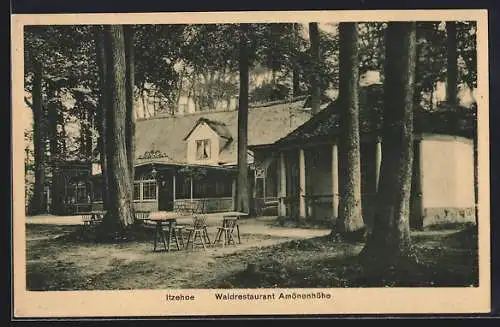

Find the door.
xmin=158 ymin=172 xmax=174 ymax=211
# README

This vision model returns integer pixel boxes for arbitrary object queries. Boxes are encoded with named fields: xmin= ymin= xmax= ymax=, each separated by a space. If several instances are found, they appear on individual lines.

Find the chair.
xmin=91 ymin=211 xmax=105 ymax=224
xmin=134 ymin=211 xmax=150 ymax=227
xmin=173 ymin=203 xmax=195 ymax=246
xmin=81 ymin=212 xmax=93 ymax=226
xmin=184 ymin=215 xmax=211 ymax=250
xmin=213 ymin=217 xmax=238 ymax=247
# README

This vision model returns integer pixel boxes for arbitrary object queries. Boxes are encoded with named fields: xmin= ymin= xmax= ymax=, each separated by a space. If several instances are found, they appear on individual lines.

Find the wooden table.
xmin=149 ymin=211 xmax=185 ymax=252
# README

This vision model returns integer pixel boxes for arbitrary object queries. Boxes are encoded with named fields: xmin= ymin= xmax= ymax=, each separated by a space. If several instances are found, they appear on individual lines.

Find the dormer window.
xmin=196 ymin=139 xmax=211 ymax=160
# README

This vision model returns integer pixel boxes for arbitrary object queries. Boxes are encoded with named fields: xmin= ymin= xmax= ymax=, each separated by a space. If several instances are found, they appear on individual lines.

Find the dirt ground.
xmin=25 ymin=216 xmax=478 ymax=290
xmin=25 ymin=216 xmax=330 ymax=290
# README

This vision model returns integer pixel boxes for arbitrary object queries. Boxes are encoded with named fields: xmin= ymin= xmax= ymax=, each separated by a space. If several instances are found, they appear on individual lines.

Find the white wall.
xmin=186 ymin=122 xmax=221 ymax=165
xmin=421 ymin=135 xmax=475 ymax=209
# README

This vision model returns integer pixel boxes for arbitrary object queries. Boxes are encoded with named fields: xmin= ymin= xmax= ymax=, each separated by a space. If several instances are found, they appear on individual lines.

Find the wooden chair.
xmin=213 ymin=217 xmax=238 ymax=247
xmin=184 ymin=215 xmax=211 ymax=250
xmin=173 ymin=203 xmax=196 ymax=246
xmin=81 ymin=212 xmax=93 ymax=226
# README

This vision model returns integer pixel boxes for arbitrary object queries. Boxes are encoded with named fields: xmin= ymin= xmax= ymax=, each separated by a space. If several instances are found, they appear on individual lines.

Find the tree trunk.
xmin=47 ymin=89 xmax=59 ymax=164
xmin=94 ymin=26 xmax=110 ymax=209
xmin=60 ymin=111 xmax=67 ymax=157
xmin=291 ymin=23 xmax=301 ymax=98
xmin=335 ymin=23 xmax=364 ymax=237
xmin=236 ymin=23 xmax=250 ymax=214
xmin=79 ymin=109 xmax=86 ymax=157
xmin=446 ymin=21 xmax=458 ymax=106
xmin=309 ymin=22 xmax=321 ymax=115
xmin=85 ymin=110 xmax=93 ymax=159
xmin=79 ymin=108 xmax=93 ymax=160
xmin=47 ymin=88 xmax=60 ymax=214
xmin=362 ymin=22 xmax=418 ymax=262
xmin=124 ymin=25 xmax=136 ymax=190
xmin=102 ymin=25 xmax=135 ymax=231
xmin=31 ymin=60 xmax=45 ymax=215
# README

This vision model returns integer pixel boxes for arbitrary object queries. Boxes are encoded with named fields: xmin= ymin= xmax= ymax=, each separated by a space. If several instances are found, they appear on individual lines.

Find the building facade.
xmin=251 ymin=85 xmax=477 ymax=228
xmin=90 ymin=99 xmax=314 ymax=214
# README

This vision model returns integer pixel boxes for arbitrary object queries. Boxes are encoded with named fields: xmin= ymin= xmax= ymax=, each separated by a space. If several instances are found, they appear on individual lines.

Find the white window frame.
xmin=133 ymin=172 xmax=158 ymax=202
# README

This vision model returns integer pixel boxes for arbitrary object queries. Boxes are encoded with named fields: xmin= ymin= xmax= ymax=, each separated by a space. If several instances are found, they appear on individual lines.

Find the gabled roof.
xmin=275 ymin=84 xmax=476 ymax=147
xmin=183 ymin=117 xmax=233 ymax=141
xmin=134 ymin=99 xmax=313 ymax=166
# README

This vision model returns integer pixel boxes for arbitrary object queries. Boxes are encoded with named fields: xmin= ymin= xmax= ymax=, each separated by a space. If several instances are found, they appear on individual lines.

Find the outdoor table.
xmin=148 ymin=211 xmax=185 ymax=252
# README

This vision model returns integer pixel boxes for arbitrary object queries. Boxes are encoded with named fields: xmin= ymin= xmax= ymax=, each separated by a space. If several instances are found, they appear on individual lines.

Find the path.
xmin=25 ymin=214 xmax=331 ymax=239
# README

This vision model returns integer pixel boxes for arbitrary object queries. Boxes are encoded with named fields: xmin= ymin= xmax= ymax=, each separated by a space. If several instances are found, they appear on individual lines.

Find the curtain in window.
xmin=196 ymin=140 xmax=203 ymax=159
xmin=203 ymin=140 xmax=210 ymax=159
xmin=196 ymin=139 xmax=211 ymax=159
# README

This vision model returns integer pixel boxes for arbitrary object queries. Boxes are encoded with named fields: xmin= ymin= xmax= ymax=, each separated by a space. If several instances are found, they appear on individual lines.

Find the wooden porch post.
xmin=190 ymin=176 xmax=193 ymax=201
xmin=232 ymin=178 xmax=236 ymax=211
xmin=299 ymin=148 xmax=306 ymax=219
xmin=375 ymin=138 xmax=382 ymax=192
xmin=279 ymin=151 xmax=286 ymax=217
xmin=263 ymin=173 xmax=266 ymax=202
xmin=172 ymin=174 xmax=176 ymax=202
xmin=332 ymin=143 xmax=339 ymax=219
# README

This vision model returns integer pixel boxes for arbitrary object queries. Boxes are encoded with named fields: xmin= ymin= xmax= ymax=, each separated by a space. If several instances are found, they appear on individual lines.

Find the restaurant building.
xmin=251 ymin=84 xmax=477 ymax=228
xmin=89 ymin=99 xmax=314 ymax=214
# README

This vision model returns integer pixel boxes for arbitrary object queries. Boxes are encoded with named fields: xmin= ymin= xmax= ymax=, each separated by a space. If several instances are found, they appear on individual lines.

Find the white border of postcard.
xmin=11 ymin=9 xmax=491 ymax=317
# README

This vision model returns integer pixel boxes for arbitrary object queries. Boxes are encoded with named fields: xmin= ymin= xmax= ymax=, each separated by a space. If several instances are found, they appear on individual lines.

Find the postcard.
xmin=11 ymin=9 xmax=491 ymax=318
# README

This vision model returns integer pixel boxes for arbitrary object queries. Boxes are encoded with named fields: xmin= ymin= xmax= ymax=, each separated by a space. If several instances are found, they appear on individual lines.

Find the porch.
xmin=91 ymin=162 xmax=237 ymax=214
xmin=276 ymin=140 xmax=384 ymax=227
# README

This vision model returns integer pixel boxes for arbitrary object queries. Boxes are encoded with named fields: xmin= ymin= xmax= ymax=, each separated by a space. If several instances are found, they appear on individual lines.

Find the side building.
xmin=251 ymin=85 xmax=477 ymax=229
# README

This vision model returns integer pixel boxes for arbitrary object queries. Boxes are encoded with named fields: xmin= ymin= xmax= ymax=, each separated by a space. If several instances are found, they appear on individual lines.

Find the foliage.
xmin=134 ymin=24 xmax=186 ymax=115
xmin=249 ymin=82 xmax=290 ymax=103
xmin=456 ymin=21 xmax=477 ymax=89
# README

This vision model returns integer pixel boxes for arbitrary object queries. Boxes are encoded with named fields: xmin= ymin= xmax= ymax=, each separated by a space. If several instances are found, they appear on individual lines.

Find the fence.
xmin=174 ymin=197 xmax=233 ymax=213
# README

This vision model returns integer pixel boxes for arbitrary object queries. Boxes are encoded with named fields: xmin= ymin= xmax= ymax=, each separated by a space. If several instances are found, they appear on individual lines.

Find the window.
xmin=142 ymin=181 xmax=157 ymax=200
xmin=133 ymin=182 xmax=141 ymax=201
xmin=93 ymin=186 xmax=103 ymax=202
xmin=196 ymin=139 xmax=211 ymax=160
xmin=65 ymin=180 xmax=89 ymax=204
xmin=215 ymin=179 xmax=232 ymax=197
xmin=133 ymin=172 xmax=157 ymax=201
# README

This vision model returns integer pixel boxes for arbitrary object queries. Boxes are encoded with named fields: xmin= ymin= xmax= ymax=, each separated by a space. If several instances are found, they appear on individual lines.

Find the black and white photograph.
xmin=11 ymin=10 xmax=491 ymax=317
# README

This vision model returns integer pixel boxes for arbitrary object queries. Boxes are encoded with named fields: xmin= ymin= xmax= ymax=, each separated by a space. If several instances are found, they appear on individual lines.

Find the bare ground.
xmin=24 ymin=217 xmax=478 ymax=290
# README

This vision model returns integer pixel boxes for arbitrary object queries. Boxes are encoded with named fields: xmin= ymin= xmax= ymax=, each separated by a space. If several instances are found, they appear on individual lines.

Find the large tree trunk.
xmin=31 ymin=60 xmax=45 ymax=215
xmin=124 ymin=25 xmax=136 ymax=190
xmin=85 ymin=110 xmax=93 ymax=159
xmin=291 ymin=23 xmax=301 ymax=98
xmin=335 ymin=23 xmax=364 ymax=237
xmin=362 ymin=22 xmax=417 ymax=261
xmin=446 ymin=21 xmax=458 ymax=106
xmin=94 ymin=26 xmax=110 ymax=209
xmin=59 ymin=111 xmax=67 ymax=157
xmin=236 ymin=23 xmax=250 ymax=214
xmin=47 ymin=87 xmax=60 ymax=214
xmin=102 ymin=25 xmax=135 ymax=231
xmin=309 ymin=22 xmax=321 ymax=115
xmin=79 ymin=109 xmax=93 ymax=159
xmin=47 ymin=89 xmax=59 ymax=164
